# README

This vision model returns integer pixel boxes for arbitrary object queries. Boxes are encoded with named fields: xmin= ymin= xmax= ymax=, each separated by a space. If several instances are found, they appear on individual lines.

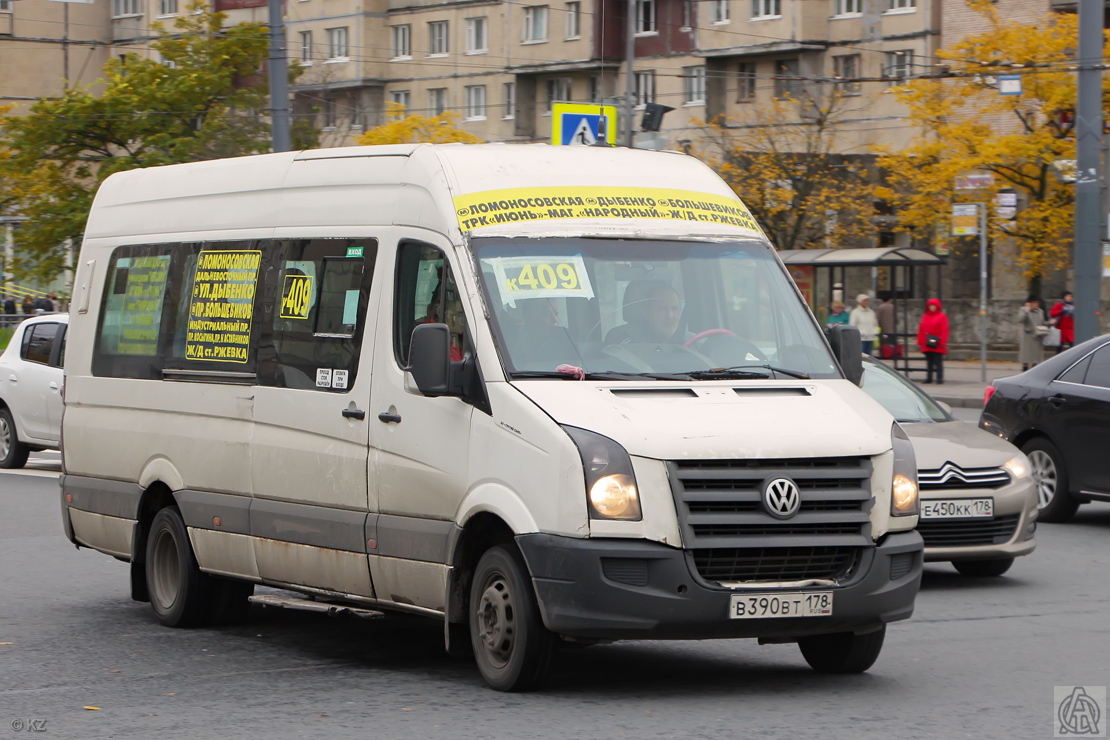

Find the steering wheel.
xmin=683 ymin=328 xmax=737 ymax=347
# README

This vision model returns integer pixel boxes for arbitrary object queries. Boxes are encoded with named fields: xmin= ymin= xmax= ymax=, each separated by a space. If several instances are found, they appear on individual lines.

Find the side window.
xmin=1058 ymin=354 xmax=1092 ymax=385
xmin=257 ymin=238 xmax=376 ymax=391
xmin=94 ymin=246 xmax=174 ymax=378
xmin=20 ymin=323 xmax=59 ymax=365
xmin=57 ymin=328 xmax=67 ymax=368
xmin=394 ymin=242 xmax=469 ymax=366
xmin=1084 ymin=346 xmax=1110 ymax=389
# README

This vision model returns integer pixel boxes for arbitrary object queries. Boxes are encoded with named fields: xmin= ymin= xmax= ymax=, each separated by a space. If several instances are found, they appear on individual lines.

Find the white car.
xmin=0 ymin=314 xmax=68 ymax=468
xmin=860 ymin=357 xmax=1038 ymax=577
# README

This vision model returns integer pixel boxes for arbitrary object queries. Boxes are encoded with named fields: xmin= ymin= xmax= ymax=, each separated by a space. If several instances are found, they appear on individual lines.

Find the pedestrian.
xmin=916 ymin=298 xmax=949 ymax=384
xmin=48 ymin=293 xmax=59 ymax=312
xmin=825 ymin=300 xmax=850 ymax=330
xmin=21 ymin=295 xmax=33 ymax=314
xmin=876 ymin=291 xmax=896 ymax=358
xmin=1017 ymin=295 xmax=1047 ymax=372
xmin=1049 ymin=292 xmax=1075 ymax=353
xmin=849 ymin=294 xmax=879 ymax=355
xmin=2 ymin=295 xmax=16 ymax=315
xmin=33 ymin=295 xmax=52 ymax=312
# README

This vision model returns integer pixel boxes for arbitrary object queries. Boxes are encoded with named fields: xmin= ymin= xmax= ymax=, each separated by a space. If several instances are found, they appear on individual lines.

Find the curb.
xmin=930 ymin=396 xmax=983 ymax=410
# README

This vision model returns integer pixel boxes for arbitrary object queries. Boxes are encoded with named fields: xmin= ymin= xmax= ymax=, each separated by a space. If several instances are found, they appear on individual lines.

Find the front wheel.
xmin=469 ymin=545 xmax=555 ymax=691
xmin=1023 ymin=438 xmax=1078 ymax=523
xmin=952 ymin=558 xmax=1014 ymax=578
xmin=146 ymin=506 xmax=212 ymax=627
xmin=0 ymin=407 xmax=31 ymax=469
xmin=799 ymin=626 xmax=885 ymax=674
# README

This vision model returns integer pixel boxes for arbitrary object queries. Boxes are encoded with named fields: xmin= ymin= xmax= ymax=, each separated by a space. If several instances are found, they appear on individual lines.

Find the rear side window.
xmin=95 ymin=246 xmax=177 ymax=379
xmin=21 ymin=323 xmax=60 ymax=365
xmin=1084 ymin=346 xmax=1110 ymax=389
xmin=1058 ymin=354 xmax=1092 ymax=385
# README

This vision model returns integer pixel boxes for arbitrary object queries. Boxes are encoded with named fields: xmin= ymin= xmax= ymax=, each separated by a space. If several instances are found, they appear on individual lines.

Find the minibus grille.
xmin=668 ymin=457 xmax=874 ymax=584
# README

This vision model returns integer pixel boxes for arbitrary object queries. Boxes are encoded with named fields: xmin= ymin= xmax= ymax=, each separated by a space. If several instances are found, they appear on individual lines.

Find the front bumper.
xmin=516 ymin=531 xmax=923 ymax=641
xmin=919 ymin=478 xmax=1038 ymax=563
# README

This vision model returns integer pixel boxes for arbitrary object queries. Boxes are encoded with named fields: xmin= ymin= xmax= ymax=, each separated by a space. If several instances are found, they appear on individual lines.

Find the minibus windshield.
xmin=473 ymin=238 xmax=840 ymax=380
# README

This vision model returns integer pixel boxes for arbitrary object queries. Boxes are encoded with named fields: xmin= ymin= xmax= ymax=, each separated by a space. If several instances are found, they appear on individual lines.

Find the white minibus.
xmin=61 ymin=143 xmax=922 ymax=690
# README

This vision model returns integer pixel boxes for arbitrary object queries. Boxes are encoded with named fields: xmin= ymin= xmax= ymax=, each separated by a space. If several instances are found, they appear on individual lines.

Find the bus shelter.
xmin=776 ymin=247 xmax=946 ymax=376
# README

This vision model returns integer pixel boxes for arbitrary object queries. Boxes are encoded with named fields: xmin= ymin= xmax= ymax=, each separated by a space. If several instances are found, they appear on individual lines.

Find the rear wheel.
xmin=952 ymin=558 xmax=1014 ymax=577
xmin=146 ymin=506 xmax=211 ymax=627
xmin=469 ymin=545 xmax=555 ymax=691
xmin=799 ymin=626 xmax=886 ymax=674
xmin=0 ymin=407 xmax=31 ymax=469
xmin=1023 ymin=438 xmax=1078 ymax=523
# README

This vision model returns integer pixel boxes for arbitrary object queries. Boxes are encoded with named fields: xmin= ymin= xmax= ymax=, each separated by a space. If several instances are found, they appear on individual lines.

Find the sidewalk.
xmin=901 ymin=359 xmax=1023 ymax=409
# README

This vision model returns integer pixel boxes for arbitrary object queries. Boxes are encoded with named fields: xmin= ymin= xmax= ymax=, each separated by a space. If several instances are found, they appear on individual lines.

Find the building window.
xmin=683 ymin=66 xmax=706 ymax=105
xmin=158 ymin=0 xmax=177 ymax=16
xmin=545 ymin=77 xmax=571 ymax=110
xmin=750 ymin=0 xmax=780 ymax=18
xmin=391 ymin=90 xmax=411 ymax=114
xmin=326 ymin=27 xmax=348 ymax=60
xmin=465 ymin=17 xmax=488 ymax=53
xmin=711 ymin=0 xmax=729 ymax=23
xmin=737 ymin=62 xmax=756 ymax=101
xmin=323 ymin=98 xmax=337 ymax=129
xmin=634 ymin=71 xmax=655 ymax=107
xmin=429 ymin=88 xmax=447 ymax=115
xmin=428 ymin=21 xmax=449 ymax=55
xmin=523 ymin=6 xmax=548 ymax=42
xmin=834 ymin=0 xmax=860 ymax=14
xmin=465 ymin=85 xmax=487 ymax=120
xmin=773 ymin=58 xmax=800 ymax=98
xmin=888 ymin=0 xmax=915 ymax=8
xmin=112 ymin=0 xmax=140 ymax=17
xmin=299 ymin=31 xmax=313 ymax=64
xmin=349 ymin=101 xmax=364 ymax=129
xmin=392 ymin=25 xmax=411 ymax=59
xmin=885 ymin=50 xmax=913 ymax=82
xmin=635 ymin=0 xmax=656 ymax=34
xmin=833 ymin=54 xmax=860 ymax=94
xmin=588 ymin=75 xmax=601 ymax=103
xmin=503 ymin=82 xmax=516 ymax=119
xmin=565 ymin=1 xmax=581 ymax=38
xmin=0 ymin=0 xmax=11 ymax=12
xmin=682 ymin=0 xmax=694 ymax=28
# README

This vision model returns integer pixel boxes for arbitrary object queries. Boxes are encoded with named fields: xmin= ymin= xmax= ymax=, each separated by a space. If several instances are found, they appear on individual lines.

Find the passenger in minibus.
xmin=604 ymin=281 xmax=683 ymax=344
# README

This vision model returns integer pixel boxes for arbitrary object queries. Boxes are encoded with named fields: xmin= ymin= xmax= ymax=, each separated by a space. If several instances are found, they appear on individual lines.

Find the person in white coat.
xmin=849 ymin=294 xmax=879 ymax=355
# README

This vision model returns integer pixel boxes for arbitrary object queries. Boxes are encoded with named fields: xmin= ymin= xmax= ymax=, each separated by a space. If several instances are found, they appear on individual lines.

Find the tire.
xmin=0 ymin=407 xmax=31 ymax=469
xmin=145 ymin=506 xmax=212 ymax=628
xmin=469 ymin=545 xmax=556 ymax=691
xmin=1022 ymin=437 xmax=1078 ymax=523
xmin=952 ymin=558 xmax=1014 ymax=578
xmin=799 ymin=626 xmax=886 ymax=674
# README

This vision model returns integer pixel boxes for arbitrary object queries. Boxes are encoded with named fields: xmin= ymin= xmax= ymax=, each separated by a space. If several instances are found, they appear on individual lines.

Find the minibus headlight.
xmin=563 ymin=426 xmax=642 ymax=521
xmin=1001 ymin=453 xmax=1031 ymax=480
xmin=891 ymin=424 xmax=919 ymax=516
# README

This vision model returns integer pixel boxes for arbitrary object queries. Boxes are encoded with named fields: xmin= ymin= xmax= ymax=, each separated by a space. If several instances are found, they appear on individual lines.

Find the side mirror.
xmin=828 ymin=324 xmax=864 ymax=387
xmin=407 ymin=323 xmax=451 ymax=396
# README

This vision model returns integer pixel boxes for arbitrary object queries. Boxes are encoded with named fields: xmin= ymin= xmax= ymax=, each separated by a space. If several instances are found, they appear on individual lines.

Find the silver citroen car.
xmin=861 ymin=357 xmax=1038 ymax=577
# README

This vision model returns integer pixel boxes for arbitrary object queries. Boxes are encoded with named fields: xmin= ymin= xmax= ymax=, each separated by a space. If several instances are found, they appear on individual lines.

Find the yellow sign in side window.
xmin=185 ymin=250 xmax=262 ymax=364
xmin=488 ymin=255 xmax=594 ymax=302
xmin=279 ymin=274 xmax=315 ymax=319
xmin=453 ymin=186 xmax=762 ymax=234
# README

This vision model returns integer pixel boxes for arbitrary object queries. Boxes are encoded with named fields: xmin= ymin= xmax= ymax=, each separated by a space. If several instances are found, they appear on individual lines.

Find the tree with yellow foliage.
xmin=357 ymin=103 xmax=482 ymax=146
xmin=695 ymin=89 xmax=877 ymax=251
xmin=878 ymin=1 xmax=1098 ymax=284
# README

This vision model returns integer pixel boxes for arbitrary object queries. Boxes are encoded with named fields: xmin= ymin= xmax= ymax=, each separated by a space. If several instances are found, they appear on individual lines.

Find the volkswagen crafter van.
xmin=61 ymin=143 xmax=923 ymax=690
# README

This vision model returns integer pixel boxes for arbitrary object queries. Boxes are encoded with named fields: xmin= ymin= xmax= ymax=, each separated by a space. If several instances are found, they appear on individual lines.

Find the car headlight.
xmin=1001 ymin=453 xmax=1031 ymax=480
xmin=891 ymin=423 xmax=919 ymax=516
xmin=563 ymin=426 xmax=642 ymax=521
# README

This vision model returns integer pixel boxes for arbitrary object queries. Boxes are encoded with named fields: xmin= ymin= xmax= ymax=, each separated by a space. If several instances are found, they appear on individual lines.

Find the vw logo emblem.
xmin=763 ymin=478 xmax=801 ymax=519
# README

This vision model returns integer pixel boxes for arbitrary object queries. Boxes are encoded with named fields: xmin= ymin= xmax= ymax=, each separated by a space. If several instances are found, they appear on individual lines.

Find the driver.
xmin=605 ymin=280 xmax=683 ymax=344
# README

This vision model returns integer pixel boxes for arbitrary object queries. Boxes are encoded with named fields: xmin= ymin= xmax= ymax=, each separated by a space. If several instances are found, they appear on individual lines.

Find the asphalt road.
xmin=3 ymin=453 xmax=1109 ymax=740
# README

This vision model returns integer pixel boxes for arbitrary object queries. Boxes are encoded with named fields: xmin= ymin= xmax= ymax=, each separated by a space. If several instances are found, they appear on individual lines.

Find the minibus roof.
xmin=85 ymin=144 xmax=766 ymax=244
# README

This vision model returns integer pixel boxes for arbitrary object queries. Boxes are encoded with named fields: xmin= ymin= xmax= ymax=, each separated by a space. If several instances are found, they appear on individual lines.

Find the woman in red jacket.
xmin=1049 ymin=292 xmax=1075 ymax=353
xmin=917 ymin=298 xmax=949 ymax=384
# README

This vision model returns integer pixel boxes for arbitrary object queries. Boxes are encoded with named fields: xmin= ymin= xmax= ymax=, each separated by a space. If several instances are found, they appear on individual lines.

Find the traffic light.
xmin=640 ymin=103 xmax=675 ymax=132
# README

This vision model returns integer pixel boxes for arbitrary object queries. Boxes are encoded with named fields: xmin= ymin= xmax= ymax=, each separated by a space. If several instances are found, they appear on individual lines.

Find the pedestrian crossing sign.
xmin=551 ymin=103 xmax=618 ymax=146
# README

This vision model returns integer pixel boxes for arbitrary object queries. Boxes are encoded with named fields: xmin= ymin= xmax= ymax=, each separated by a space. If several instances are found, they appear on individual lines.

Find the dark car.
xmin=980 ymin=334 xmax=1110 ymax=522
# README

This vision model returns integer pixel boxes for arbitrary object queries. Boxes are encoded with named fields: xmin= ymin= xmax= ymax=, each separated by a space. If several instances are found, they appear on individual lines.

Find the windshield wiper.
xmin=510 ymin=370 xmax=692 ymax=381
xmin=685 ymin=365 xmax=811 ymax=380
